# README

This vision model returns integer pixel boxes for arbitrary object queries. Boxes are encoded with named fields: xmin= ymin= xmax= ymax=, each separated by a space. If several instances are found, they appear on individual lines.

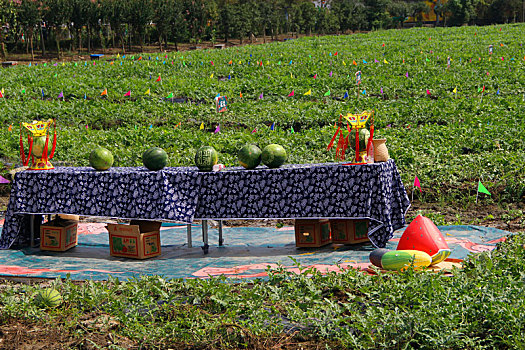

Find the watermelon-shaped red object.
xmin=396 ymin=215 xmax=451 ymax=265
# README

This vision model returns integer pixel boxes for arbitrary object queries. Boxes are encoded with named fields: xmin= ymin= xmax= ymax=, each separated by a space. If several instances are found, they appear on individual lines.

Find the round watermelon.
xmin=34 ymin=288 xmax=62 ymax=308
xmin=261 ymin=144 xmax=287 ymax=168
xmin=143 ymin=147 xmax=168 ymax=171
xmin=195 ymin=146 xmax=218 ymax=171
xmin=89 ymin=147 xmax=114 ymax=171
xmin=349 ymin=129 xmax=370 ymax=150
xmin=31 ymin=136 xmax=48 ymax=158
xmin=238 ymin=144 xmax=262 ymax=169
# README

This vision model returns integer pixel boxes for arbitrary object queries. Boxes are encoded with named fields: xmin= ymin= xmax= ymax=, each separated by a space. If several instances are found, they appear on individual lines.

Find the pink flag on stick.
xmin=124 ymin=90 xmax=131 ymax=97
xmin=414 ymin=176 xmax=421 ymax=192
xmin=313 ymin=74 xmax=317 ymax=79
xmin=0 ymin=175 xmax=10 ymax=184
xmin=259 ymin=92 xmax=264 ymax=99
xmin=426 ymin=89 xmax=431 ymax=96
xmin=287 ymin=90 xmax=294 ymax=97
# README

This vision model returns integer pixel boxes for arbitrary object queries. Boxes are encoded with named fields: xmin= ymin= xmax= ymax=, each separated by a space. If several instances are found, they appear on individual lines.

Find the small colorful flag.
xmin=384 ymin=58 xmax=389 ymax=64
xmin=210 ymin=73 xmax=214 ymax=79
xmin=167 ymin=92 xmax=174 ymax=99
xmin=453 ymin=87 xmax=457 ymax=94
xmin=363 ymin=60 xmax=368 ymax=64
xmin=0 ymin=175 xmax=9 ymax=184
xmin=240 ymin=92 xmax=243 ymax=98
xmin=329 ymin=71 xmax=332 ymax=77
xmin=58 ymin=91 xmax=63 ymax=99
xmin=290 ymin=126 xmax=294 ymax=134
xmin=380 ymin=88 xmax=383 ymax=95
xmin=477 ymin=181 xmax=491 ymax=195
xmin=259 ymin=92 xmax=264 ymax=99
xmin=156 ymin=75 xmax=161 ymax=82
xmin=352 ymin=60 xmax=357 ymax=66
xmin=497 ymin=88 xmax=500 ymax=95
xmin=426 ymin=89 xmax=431 ymax=96
xmin=270 ymin=122 xmax=275 ymax=131
xmin=144 ymin=88 xmax=150 ymax=95
xmin=362 ymin=89 xmax=366 ymax=95
xmin=0 ymin=90 xmax=3 ymax=98
xmin=251 ymin=128 xmax=257 ymax=134
xmin=414 ymin=176 xmax=421 ymax=192
xmin=200 ymin=123 xmax=204 ymax=130
xmin=214 ymin=124 xmax=220 ymax=133
xmin=124 ymin=90 xmax=131 ymax=97
xmin=405 ymin=72 xmax=409 ymax=78
xmin=313 ymin=74 xmax=317 ymax=79
xmin=7 ymin=125 xmax=12 ymax=132
xmin=304 ymin=89 xmax=312 ymax=96
xmin=101 ymin=89 xmax=107 ymax=96
xmin=343 ymin=91 xmax=349 ymax=99
xmin=324 ymin=90 xmax=331 ymax=97
xmin=288 ymin=90 xmax=294 ymax=97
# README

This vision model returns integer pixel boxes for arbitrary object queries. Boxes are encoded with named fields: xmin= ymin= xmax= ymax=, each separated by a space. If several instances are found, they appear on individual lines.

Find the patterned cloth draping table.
xmin=0 ymin=160 xmax=410 ymax=249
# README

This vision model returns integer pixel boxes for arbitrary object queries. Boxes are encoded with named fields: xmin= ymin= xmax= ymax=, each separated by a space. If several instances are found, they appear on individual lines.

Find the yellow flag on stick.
xmin=453 ymin=87 xmax=457 ymax=94
xmin=144 ymin=88 xmax=150 ymax=95
xmin=384 ymin=58 xmax=389 ymax=64
xmin=199 ymin=123 xmax=204 ymax=130
xmin=304 ymin=89 xmax=312 ymax=96
xmin=210 ymin=73 xmax=214 ymax=79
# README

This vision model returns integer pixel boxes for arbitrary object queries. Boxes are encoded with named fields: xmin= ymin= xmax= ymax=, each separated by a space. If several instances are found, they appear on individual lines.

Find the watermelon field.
xmin=1 ymin=24 xmax=524 ymax=208
xmin=1 ymin=23 xmax=525 ymax=350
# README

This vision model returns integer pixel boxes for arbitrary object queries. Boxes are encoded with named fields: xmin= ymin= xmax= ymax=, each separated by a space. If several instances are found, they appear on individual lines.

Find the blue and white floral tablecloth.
xmin=0 ymin=160 xmax=410 ymax=249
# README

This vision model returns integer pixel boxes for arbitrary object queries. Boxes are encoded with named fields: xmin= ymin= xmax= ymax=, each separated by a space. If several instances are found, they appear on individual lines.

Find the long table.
xmin=0 ymin=160 xmax=410 ymax=251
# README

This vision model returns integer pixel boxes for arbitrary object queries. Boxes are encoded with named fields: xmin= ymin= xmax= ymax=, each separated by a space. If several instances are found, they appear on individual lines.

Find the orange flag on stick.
xmin=100 ymin=89 xmax=107 ymax=96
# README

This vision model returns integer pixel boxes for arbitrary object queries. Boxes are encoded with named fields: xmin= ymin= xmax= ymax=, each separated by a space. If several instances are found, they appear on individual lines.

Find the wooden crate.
xmin=330 ymin=219 xmax=370 ymax=244
xmin=294 ymin=219 xmax=332 ymax=248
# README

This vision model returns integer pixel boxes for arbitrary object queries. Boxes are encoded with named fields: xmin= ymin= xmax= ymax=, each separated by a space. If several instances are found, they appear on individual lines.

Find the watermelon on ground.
xmin=195 ymin=146 xmax=219 ymax=171
xmin=34 ymin=288 xmax=62 ymax=308
xmin=89 ymin=147 xmax=114 ymax=171
xmin=371 ymin=249 xmax=432 ymax=271
xmin=143 ymin=147 xmax=168 ymax=171
xmin=238 ymin=144 xmax=262 ymax=169
xmin=261 ymin=144 xmax=287 ymax=168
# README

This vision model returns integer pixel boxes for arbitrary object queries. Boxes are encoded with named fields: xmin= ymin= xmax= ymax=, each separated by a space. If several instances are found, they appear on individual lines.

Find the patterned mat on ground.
xmin=0 ymin=219 xmax=511 ymax=280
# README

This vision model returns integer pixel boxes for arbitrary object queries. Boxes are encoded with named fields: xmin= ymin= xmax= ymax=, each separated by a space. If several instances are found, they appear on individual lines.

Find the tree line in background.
xmin=0 ymin=0 xmax=524 ymax=59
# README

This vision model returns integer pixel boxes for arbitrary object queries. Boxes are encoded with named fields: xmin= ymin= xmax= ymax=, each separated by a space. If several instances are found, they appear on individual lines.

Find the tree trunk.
xmin=40 ymin=24 xmax=46 ymax=56
xmin=87 ymin=23 xmax=91 ymax=53
xmin=159 ymin=35 xmax=163 ymax=52
xmin=55 ymin=27 xmax=61 ymax=59
xmin=29 ymin=29 xmax=34 ymax=61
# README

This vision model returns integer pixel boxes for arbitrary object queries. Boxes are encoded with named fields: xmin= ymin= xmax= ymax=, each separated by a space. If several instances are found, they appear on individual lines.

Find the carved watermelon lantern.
xmin=396 ymin=215 xmax=451 ymax=265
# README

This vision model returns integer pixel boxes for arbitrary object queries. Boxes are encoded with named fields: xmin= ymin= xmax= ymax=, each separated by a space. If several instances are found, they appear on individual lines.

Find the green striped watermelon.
xmin=143 ymin=147 xmax=168 ymax=171
xmin=89 ymin=147 xmax=114 ymax=171
xmin=195 ymin=146 xmax=218 ymax=171
xmin=34 ymin=288 xmax=62 ymax=308
xmin=261 ymin=144 xmax=287 ymax=168
xmin=238 ymin=144 xmax=262 ymax=169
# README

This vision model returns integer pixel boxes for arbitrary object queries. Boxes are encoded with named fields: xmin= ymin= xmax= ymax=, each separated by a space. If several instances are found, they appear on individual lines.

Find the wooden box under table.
xmin=330 ymin=219 xmax=370 ymax=244
xmin=294 ymin=219 xmax=332 ymax=248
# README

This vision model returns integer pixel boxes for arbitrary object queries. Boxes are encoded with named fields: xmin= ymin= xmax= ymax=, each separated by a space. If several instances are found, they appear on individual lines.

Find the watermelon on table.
xmin=34 ymin=288 xmax=62 ymax=308
xmin=195 ymin=146 xmax=219 ymax=171
xmin=89 ymin=147 xmax=114 ymax=171
xmin=238 ymin=144 xmax=262 ymax=169
xmin=261 ymin=144 xmax=287 ymax=168
xmin=32 ymin=136 xmax=48 ymax=158
xmin=143 ymin=147 xmax=168 ymax=171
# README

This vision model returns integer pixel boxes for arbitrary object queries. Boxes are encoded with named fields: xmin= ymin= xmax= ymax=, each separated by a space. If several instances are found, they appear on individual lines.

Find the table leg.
xmin=30 ymin=214 xmax=35 ymax=248
xmin=218 ymin=220 xmax=224 ymax=246
xmin=201 ymin=220 xmax=209 ymax=254
xmin=186 ymin=224 xmax=192 ymax=248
